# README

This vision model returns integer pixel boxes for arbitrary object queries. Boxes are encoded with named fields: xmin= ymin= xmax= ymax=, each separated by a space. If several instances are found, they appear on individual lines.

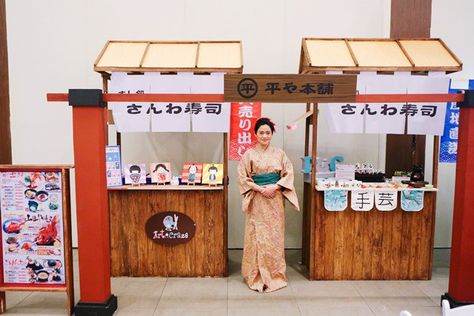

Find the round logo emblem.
xmin=145 ymin=211 xmax=196 ymax=245
xmin=237 ymin=78 xmax=258 ymax=98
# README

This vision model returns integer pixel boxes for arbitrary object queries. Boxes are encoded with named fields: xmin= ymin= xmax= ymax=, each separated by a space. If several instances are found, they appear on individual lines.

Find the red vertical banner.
xmin=229 ymin=102 xmax=262 ymax=160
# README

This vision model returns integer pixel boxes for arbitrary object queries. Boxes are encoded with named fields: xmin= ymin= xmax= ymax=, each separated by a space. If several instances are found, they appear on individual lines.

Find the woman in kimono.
xmin=238 ymin=117 xmax=299 ymax=293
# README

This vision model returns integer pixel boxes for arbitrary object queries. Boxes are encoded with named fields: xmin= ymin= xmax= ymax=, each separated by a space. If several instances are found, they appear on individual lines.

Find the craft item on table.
xmin=201 ymin=163 xmax=223 ymax=185
xmin=170 ymin=176 xmax=180 ymax=186
xmin=316 ymin=178 xmax=362 ymax=190
xmin=350 ymin=189 xmax=374 ymax=211
xmin=329 ymin=156 xmax=344 ymax=172
xmin=324 ymin=189 xmax=348 ymax=211
xmin=354 ymin=162 xmax=385 ymax=182
xmin=335 ymin=164 xmax=355 ymax=180
xmin=150 ymin=163 xmax=171 ymax=184
xmin=181 ymin=163 xmax=203 ymax=185
xmin=375 ymin=189 xmax=398 ymax=211
xmin=410 ymin=165 xmax=425 ymax=182
xmin=401 ymin=165 xmax=428 ymax=188
xmin=401 ymin=190 xmax=424 ymax=212
xmin=124 ymin=164 xmax=146 ymax=185
xmin=317 ymin=157 xmax=330 ymax=172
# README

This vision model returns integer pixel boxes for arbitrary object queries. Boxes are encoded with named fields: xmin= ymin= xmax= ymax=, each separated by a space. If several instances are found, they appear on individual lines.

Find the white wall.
xmin=6 ymin=0 xmax=471 ymax=249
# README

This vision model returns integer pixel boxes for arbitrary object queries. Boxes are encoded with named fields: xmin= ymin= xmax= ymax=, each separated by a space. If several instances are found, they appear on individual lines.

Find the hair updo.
xmin=254 ymin=117 xmax=275 ymax=134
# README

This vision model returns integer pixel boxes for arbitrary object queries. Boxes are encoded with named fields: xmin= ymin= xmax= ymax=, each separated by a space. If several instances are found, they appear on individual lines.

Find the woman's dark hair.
xmin=254 ymin=117 xmax=275 ymax=134
xmin=153 ymin=163 xmax=169 ymax=173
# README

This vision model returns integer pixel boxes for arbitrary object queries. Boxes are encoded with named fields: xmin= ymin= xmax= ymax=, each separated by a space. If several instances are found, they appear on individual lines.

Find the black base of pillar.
xmin=75 ymin=294 xmax=118 ymax=316
xmin=441 ymin=293 xmax=474 ymax=308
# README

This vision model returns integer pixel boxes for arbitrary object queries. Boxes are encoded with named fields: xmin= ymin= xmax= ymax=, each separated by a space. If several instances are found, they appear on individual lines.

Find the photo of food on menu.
xmin=0 ymin=171 xmax=65 ymax=285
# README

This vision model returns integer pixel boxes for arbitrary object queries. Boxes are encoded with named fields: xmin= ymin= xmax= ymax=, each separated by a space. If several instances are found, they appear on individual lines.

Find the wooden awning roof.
xmin=94 ymin=40 xmax=243 ymax=73
xmin=299 ymin=38 xmax=462 ymax=73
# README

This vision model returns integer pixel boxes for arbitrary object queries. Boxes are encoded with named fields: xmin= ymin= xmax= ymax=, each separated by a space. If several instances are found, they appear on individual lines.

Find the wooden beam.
xmin=0 ymin=0 xmax=11 ymax=164
xmin=47 ymin=92 xmax=465 ymax=104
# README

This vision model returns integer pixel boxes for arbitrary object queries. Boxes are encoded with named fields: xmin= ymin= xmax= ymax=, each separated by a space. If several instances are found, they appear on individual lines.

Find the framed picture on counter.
xmin=181 ymin=163 xmax=203 ymax=184
xmin=124 ymin=164 xmax=146 ymax=185
xmin=150 ymin=163 xmax=171 ymax=184
xmin=202 ymin=163 xmax=223 ymax=185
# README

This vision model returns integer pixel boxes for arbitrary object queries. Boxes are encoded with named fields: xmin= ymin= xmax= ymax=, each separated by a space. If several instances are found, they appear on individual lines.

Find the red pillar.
xmin=446 ymin=103 xmax=474 ymax=305
xmin=72 ymin=105 xmax=117 ymax=313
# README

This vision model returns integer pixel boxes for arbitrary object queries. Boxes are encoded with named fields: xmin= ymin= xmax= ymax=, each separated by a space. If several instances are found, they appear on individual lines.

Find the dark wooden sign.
xmin=224 ymin=74 xmax=357 ymax=103
xmin=145 ymin=211 xmax=196 ymax=245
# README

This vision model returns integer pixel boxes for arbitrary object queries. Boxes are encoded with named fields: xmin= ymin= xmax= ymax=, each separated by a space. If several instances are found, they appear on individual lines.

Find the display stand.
xmin=298 ymin=38 xmax=462 ymax=280
xmin=94 ymin=40 xmax=243 ymax=277
xmin=0 ymin=165 xmax=74 ymax=314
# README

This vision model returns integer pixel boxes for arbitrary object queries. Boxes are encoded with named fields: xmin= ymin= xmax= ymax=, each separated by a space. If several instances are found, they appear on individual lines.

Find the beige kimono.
xmin=237 ymin=146 xmax=299 ymax=292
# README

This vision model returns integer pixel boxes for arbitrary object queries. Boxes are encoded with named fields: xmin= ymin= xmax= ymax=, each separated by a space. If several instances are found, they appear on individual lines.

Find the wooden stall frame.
xmin=302 ymin=93 xmax=444 ymax=280
xmin=0 ymin=165 xmax=74 ymax=315
xmin=101 ymin=70 xmax=230 ymax=277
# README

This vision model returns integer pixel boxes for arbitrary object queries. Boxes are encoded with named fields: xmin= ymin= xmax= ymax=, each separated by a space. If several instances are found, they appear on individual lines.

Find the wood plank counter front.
xmin=304 ymin=182 xmax=437 ymax=280
xmin=108 ymin=185 xmax=226 ymax=277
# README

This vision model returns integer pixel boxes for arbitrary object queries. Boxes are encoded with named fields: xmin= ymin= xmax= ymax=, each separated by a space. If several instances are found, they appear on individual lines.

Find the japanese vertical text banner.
xmin=439 ymin=79 xmax=474 ymax=163
xmin=326 ymin=72 xmax=449 ymax=135
xmin=229 ymin=103 xmax=262 ymax=160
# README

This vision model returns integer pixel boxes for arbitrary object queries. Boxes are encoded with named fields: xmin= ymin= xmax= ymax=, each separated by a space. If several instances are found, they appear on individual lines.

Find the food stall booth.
xmin=93 ymin=40 xmax=243 ymax=277
xmin=298 ymin=38 xmax=462 ymax=280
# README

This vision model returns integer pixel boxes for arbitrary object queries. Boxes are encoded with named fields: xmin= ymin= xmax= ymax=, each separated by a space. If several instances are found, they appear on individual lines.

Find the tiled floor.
xmin=2 ymin=249 xmax=450 ymax=315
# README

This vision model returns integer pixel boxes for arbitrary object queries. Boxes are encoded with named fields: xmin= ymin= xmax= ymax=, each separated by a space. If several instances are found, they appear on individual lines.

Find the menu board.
xmin=0 ymin=171 xmax=66 ymax=285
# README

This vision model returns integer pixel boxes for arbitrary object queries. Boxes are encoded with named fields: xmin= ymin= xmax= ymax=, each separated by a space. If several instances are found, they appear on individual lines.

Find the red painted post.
xmin=445 ymin=104 xmax=474 ymax=306
xmin=72 ymin=105 xmax=117 ymax=313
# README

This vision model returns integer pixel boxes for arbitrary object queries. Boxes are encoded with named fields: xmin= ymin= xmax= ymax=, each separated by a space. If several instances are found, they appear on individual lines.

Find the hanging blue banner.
xmin=439 ymin=80 xmax=474 ymax=163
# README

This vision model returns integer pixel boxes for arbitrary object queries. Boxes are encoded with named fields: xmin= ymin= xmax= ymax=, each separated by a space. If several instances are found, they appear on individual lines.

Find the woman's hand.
xmin=259 ymin=184 xmax=280 ymax=199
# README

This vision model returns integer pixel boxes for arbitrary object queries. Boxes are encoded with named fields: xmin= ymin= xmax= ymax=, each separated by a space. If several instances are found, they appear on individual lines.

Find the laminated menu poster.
xmin=0 ymin=171 xmax=65 ymax=285
xmin=106 ymin=146 xmax=122 ymax=187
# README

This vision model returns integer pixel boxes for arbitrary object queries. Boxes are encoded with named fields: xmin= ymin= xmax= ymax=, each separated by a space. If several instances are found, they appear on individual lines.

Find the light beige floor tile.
xmin=228 ymin=300 xmax=300 ymax=316
xmin=154 ymin=307 xmax=227 ymax=316
xmin=413 ymin=280 xmax=447 ymax=301
xmin=116 ymin=293 xmax=161 ymax=311
xmin=297 ymin=297 xmax=368 ymax=308
xmin=290 ymin=280 xmax=361 ymax=298
xmin=371 ymin=305 xmax=442 ymax=316
xmin=364 ymin=297 xmax=438 ymax=311
xmin=299 ymin=303 xmax=375 ymax=316
xmin=5 ymin=292 xmax=69 ymax=315
xmin=116 ymin=307 xmax=157 ymax=316
xmin=353 ymin=281 xmax=429 ymax=298
xmin=157 ymin=278 xmax=227 ymax=311
xmin=5 ymin=291 xmax=31 ymax=309
xmin=114 ymin=277 xmax=167 ymax=296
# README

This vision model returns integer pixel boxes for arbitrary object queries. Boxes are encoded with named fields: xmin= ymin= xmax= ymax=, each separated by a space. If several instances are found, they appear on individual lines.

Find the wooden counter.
xmin=109 ymin=186 xmax=227 ymax=277
xmin=303 ymin=182 xmax=437 ymax=280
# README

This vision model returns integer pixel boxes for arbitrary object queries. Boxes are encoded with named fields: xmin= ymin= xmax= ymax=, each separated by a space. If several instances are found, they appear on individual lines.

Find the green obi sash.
xmin=252 ymin=173 xmax=281 ymax=186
